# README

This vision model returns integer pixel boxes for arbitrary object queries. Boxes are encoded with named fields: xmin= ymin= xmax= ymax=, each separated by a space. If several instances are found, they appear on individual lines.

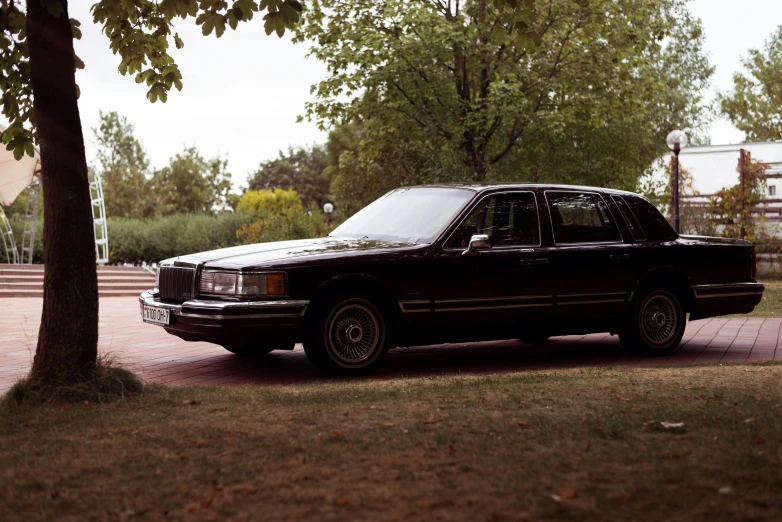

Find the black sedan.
xmin=140 ymin=184 xmax=764 ymax=376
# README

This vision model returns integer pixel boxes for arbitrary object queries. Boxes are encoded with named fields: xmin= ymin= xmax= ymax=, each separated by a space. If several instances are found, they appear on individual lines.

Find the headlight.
xmin=198 ymin=271 xmax=286 ymax=297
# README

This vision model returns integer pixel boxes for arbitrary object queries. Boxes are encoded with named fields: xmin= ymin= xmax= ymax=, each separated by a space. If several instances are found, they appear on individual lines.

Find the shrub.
xmin=108 ymin=210 xmax=327 ymax=264
xmin=236 ymin=188 xmax=304 ymax=215
xmin=1 ymin=210 xmax=329 ymax=265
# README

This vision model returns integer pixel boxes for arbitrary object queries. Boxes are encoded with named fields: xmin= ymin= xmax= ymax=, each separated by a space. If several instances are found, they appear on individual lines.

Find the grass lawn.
xmin=1 ymin=365 xmax=781 ymax=521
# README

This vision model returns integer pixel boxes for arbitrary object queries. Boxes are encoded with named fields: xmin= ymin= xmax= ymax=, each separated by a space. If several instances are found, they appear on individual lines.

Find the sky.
xmin=7 ymin=1 xmax=782 ymax=188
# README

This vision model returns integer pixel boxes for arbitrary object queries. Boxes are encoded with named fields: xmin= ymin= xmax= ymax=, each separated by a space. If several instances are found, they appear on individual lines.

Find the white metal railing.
xmin=89 ymin=169 xmax=109 ymax=264
xmin=0 ymin=205 xmax=18 ymax=264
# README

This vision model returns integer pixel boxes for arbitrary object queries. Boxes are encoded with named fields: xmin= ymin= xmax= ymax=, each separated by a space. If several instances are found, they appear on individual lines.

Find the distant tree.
xmin=247 ymin=145 xmax=330 ymax=208
xmin=150 ymin=147 xmax=234 ymax=215
xmin=0 ymin=0 xmax=302 ymax=386
xmin=92 ymin=111 xmax=153 ymax=218
xmin=720 ymin=27 xmax=782 ymax=141
xmin=298 ymin=0 xmax=712 ymax=203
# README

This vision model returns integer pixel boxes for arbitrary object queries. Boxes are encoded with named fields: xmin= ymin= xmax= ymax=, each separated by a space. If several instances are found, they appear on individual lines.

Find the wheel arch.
xmin=303 ymin=273 xmax=401 ymax=332
xmin=631 ymin=267 xmax=695 ymax=313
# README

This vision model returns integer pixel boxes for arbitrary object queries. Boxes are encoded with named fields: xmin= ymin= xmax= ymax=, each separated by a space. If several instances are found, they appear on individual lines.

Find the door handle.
xmin=610 ymin=254 xmax=631 ymax=263
xmin=521 ymin=258 xmax=549 ymax=266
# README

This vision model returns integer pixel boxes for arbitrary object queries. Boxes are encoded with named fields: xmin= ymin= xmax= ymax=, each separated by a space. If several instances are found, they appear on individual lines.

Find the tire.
xmin=221 ymin=344 xmax=275 ymax=357
xmin=619 ymin=286 xmax=686 ymax=356
xmin=303 ymin=292 xmax=390 ymax=376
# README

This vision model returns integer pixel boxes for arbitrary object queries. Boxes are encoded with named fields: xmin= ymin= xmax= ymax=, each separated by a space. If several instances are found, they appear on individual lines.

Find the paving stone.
xmin=0 ymin=297 xmax=778 ymax=393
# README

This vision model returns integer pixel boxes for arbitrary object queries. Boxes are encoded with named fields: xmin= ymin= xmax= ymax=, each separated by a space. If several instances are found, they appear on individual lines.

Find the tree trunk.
xmin=27 ymin=0 xmax=98 ymax=383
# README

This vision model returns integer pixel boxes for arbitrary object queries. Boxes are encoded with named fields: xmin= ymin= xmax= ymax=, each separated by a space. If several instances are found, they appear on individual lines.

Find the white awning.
xmin=0 ymin=126 xmax=39 ymax=206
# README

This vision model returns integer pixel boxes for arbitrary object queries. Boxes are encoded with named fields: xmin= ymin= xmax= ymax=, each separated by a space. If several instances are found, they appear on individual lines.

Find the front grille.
xmin=159 ymin=266 xmax=196 ymax=302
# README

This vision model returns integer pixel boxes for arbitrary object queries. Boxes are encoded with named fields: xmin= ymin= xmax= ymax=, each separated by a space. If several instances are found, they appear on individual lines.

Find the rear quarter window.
xmin=622 ymin=195 xmax=678 ymax=241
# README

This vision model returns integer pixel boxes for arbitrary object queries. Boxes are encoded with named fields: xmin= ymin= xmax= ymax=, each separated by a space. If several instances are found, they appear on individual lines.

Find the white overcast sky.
xmin=10 ymin=1 xmax=782 ymax=187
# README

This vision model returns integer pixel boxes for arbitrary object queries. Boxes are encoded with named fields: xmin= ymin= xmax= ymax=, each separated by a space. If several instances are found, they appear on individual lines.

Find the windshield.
xmin=330 ymin=187 xmax=476 ymax=243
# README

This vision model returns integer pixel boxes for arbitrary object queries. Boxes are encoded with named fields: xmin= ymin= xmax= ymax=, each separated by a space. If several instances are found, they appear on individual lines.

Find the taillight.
xmin=751 ymin=248 xmax=757 ymax=279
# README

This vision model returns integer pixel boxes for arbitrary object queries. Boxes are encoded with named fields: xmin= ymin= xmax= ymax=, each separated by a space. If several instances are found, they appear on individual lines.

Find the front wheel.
xmin=619 ymin=287 xmax=686 ymax=356
xmin=303 ymin=292 xmax=390 ymax=376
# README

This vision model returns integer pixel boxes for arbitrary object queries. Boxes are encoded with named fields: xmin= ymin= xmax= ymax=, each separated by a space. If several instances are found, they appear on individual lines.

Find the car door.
xmin=543 ymin=190 xmax=638 ymax=320
xmin=426 ymin=190 xmax=556 ymax=339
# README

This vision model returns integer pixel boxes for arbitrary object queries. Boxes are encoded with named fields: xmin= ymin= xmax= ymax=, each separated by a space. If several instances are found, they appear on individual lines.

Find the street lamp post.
xmin=666 ymin=130 xmax=688 ymax=234
xmin=323 ymin=202 xmax=334 ymax=227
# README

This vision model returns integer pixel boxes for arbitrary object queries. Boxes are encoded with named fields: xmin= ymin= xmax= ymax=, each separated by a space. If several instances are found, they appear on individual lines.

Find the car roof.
xmin=405 ymin=183 xmax=640 ymax=196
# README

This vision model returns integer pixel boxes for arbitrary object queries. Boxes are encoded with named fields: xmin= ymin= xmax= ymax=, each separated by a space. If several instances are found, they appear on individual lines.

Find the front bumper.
xmin=139 ymin=289 xmax=309 ymax=345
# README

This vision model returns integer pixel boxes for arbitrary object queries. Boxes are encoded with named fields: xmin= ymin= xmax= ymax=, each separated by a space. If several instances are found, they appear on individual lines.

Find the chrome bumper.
xmin=139 ymin=290 xmax=309 ymax=321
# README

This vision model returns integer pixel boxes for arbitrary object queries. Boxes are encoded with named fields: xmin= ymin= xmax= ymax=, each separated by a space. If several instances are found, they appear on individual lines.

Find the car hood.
xmin=177 ymin=236 xmax=424 ymax=269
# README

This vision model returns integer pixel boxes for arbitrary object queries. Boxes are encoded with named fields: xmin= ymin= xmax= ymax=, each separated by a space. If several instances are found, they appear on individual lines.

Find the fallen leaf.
xmin=755 ymin=438 xmax=766 ymax=445
xmin=424 ymin=418 xmax=443 ymax=424
xmin=332 ymin=431 xmax=341 ymax=438
xmin=60 ymin=404 xmax=72 ymax=411
xmin=448 ymin=444 xmax=456 ymax=455
xmin=719 ymin=486 xmax=733 ymax=495
xmin=745 ymin=418 xmax=757 ymax=424
xmin=616 ymin=396 xmax=631 ymax=402
xmin=187 ymin=506 xmax=197 ymax=513
xmin=518 ymin=422 xmax=529 ymax=429
xmin=334 ymin=498 xmax=350 ymax=507
xmin=559 ymin=489 xmax=578 ymax=501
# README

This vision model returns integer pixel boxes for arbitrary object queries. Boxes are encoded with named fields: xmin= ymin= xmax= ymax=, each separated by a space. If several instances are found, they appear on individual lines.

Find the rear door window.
xmin=546 ymin=192 xmax=621 ymax=244
xmin=622 ymin=195 xmax=678 ymax=241
xmin=611 ymin=195 xmax=646 ymax=241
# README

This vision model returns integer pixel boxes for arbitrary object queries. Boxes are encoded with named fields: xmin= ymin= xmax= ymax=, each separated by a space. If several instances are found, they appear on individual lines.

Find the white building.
xmin=665 ymin=142 xmax=782 ymax=197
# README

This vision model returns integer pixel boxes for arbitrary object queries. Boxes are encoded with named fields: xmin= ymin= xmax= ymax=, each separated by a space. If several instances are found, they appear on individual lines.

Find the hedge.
xmin=0 ymin=211 xmax=327 ymax=265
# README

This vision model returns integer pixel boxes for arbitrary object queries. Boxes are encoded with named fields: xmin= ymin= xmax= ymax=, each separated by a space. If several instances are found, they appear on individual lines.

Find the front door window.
xmin=445 ymin=192 xmax=539 ymax=249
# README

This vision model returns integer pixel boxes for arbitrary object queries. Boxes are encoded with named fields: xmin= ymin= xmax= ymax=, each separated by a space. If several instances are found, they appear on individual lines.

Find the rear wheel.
xmin=304 ymin=292 xmax=390 ymax=376
xmin=619 ymin=287 xmax=685 ymax=356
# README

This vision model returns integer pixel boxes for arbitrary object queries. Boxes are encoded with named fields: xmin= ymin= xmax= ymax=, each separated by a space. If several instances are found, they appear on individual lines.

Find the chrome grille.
xmin=159 ymin=266 xmax=195 ymax=302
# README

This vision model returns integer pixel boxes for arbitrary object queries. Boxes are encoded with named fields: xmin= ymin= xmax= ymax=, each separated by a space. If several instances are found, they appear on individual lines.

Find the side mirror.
xmin=462 ymin=234 xmax=491 ymax=256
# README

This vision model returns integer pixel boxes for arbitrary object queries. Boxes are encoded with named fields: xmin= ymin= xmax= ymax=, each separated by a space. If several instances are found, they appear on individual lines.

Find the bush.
xmin=108 ymin=211 xmax=327 ymax=264
xmin=236 ymin=188 xmax=303 ymax=215
xmin=1 ymin=209 xmax=329 ymax=266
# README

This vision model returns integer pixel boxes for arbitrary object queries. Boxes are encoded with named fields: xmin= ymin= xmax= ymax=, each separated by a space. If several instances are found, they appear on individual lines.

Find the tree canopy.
xmin=93 ymin=111 xmax=235 ymax=217
xmin=0 ymin=0 xmax=303 ymax=386
xmin=720 ymin=26 xmax=782 ymax=142
xmin=1 ymin=0 xmax=304 ymax=159
xmin=297 ymin=0 xmax=713 ymax=210
xmin=246 ymin=145 xmax=330 ymax=208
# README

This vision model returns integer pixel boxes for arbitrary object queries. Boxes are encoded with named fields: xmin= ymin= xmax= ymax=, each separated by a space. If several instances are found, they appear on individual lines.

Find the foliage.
xmin=706 ymin=155 xmax=771 ymax=243
xmin=297 ymin=0 xmax=713 ymax=211
xmin=149 ymin=146 xmax=234 ymax=215
xmin=92 ymin=110 xmax=154 ymax=218
xmin=91 ymin=111 xmax=236 ymax=217
xmin=0 ymin=0 xmax=303 ymax=160
xmin=236 ymin=188 xmax=303 ymax=215
xmin=235 ymin=210 xmax=327 ymax=244
xmin=247 ymin=145 xmax=331 ymax=208
xmin=107 ymin=212 xmax=250 ymax=263
xmin=719 ymin=26 xmax=782 ymax=142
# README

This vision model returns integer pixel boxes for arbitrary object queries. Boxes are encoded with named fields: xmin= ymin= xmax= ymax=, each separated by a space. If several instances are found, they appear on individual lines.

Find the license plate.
xmin=143 ymin=305 xmax=170 ymax=326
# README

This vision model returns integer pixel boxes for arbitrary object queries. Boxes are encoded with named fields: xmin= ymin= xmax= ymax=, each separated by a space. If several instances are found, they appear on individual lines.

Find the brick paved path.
xmin=1 ymin=297 xmax=780 ymax=392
